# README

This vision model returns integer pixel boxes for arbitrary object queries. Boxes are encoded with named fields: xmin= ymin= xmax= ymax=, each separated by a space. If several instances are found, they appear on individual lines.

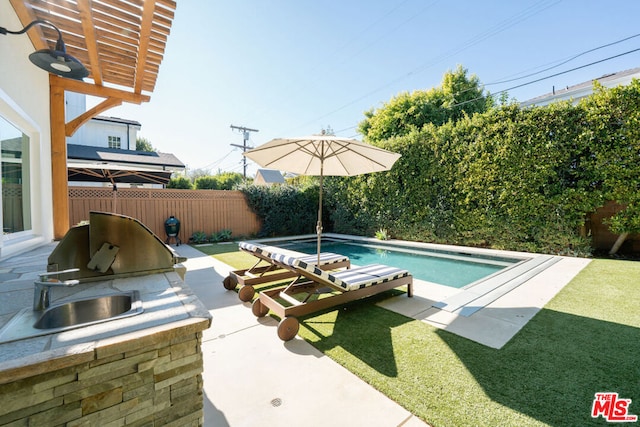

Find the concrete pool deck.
xmin=378 ymin=255 xmax=591 ymax=348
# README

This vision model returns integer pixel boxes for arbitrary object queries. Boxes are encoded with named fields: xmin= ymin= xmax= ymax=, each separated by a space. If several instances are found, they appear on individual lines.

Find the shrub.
xmin=190 ymin=231 xmax=208 ymax=244
xmin=210 ymin=229 xmax=232 ymax=242
xmin=167 ymin=176 xmax=192 ymax=189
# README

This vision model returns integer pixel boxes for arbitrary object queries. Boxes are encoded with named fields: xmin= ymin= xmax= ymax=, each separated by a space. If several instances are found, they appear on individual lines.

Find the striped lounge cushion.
xmin=238 ymin=241 xmax=273 ymax=258
xmin=271 ymin=252 xmax=349 ymax=267
xmin=293 ymin=260 xmax=409 ymax=292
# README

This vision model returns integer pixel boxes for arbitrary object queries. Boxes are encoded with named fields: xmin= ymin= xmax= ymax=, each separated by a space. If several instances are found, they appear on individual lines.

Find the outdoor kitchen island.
xmin=0 ymin=259 xmax=211 ymax=426
xmin=0 ymin=212 xmax=212 ymax=426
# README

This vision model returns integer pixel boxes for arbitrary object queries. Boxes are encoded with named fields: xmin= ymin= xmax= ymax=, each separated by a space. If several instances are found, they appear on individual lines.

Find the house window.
xmin=0 ymin=115 xmax=31 ymax=235
xmin=108 ymin=136 xmax=121 ymax=149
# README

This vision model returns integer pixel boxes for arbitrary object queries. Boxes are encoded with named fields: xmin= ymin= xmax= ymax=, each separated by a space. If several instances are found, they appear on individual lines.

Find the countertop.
xmin=0 ymin=243 xmax=211 ymax=381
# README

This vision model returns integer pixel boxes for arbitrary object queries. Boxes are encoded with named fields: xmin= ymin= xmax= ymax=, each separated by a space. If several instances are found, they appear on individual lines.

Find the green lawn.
xmin=199 ymin=243 xmax=640 ymax=427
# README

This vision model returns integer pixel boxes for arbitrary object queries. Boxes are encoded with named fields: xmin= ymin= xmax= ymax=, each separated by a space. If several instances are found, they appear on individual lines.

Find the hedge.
xmin=241 ymin=80 xmax=640 ymax=256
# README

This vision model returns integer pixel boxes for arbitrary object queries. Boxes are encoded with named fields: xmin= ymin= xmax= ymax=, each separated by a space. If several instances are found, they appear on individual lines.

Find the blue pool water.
xmin=278 ymin=239 xmax=520 ymax=289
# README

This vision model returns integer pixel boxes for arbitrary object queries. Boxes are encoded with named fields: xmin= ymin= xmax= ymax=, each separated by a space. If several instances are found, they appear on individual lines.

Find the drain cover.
xmin=270 ymin=398 xmax=282 ymax=407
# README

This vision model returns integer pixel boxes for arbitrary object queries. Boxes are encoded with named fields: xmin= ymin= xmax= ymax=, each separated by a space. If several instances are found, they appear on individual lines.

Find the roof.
xmin=255 ymin=169 xmax=285 ymax=184
xmin=67 ymin=144 xmax=185 ymax=169
xmin=10 ymin=0 xmax=176 ymax=94
xmin=521 ymin=67 xmax=640 ymax=107
xmin=92 ymin=116 xmax=142 ymax=127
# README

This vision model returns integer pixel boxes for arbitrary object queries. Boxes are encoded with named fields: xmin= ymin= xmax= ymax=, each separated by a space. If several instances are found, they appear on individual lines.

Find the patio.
xmin=0 ymin=241 xmax=592 ymax=425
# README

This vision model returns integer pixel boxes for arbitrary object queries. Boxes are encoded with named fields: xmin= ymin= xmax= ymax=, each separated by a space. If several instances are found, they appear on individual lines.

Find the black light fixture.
xmin=0 ymin=19 xmax=89 ymax=80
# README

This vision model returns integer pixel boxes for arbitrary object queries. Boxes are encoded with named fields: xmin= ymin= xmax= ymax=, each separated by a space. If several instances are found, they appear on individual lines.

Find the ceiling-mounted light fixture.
xmin=0 ymin=19 xmax=89 ymax=80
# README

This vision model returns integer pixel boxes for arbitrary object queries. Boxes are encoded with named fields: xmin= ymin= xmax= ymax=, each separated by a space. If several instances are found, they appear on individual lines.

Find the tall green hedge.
xmin=241 ymin=80 xmax=640 ymax=255
xmin=240 ymin=184 xmax=320 ymax=237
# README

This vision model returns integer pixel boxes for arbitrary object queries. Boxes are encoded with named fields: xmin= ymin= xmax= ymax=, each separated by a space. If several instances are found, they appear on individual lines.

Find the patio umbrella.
xmin=243 ymin=133 xmax=401 ymax=263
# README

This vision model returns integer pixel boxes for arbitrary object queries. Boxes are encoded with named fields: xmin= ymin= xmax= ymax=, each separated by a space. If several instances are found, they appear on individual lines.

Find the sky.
xmin=89 ymin=0 xmax=640 ymax=177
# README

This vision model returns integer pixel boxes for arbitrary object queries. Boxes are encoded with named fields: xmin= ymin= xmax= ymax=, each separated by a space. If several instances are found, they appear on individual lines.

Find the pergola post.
xmin=50 ymin=78 xmax=69 ymax=240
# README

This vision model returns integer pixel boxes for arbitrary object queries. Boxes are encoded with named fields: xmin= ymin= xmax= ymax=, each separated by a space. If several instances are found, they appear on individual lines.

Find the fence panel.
xmin=68 ymin=187 xmax=261 ymax=242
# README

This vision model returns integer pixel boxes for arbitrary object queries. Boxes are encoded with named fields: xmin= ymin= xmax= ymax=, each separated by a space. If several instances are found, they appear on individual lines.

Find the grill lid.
xmin=48 ymin=211 xmax=186 ymax=281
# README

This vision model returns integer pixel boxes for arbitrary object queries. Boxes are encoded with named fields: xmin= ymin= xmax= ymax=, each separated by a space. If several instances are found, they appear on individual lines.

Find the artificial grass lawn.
xmin=198 ymin=244 xmax=640 ymax=427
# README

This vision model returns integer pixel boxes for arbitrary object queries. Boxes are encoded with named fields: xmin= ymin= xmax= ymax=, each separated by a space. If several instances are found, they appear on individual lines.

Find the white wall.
xmin=71 ymin=120 xmax=139 ymax=150
xmin=65 ymin=94 xmax=140 ymax=150
xmin=0 ymin=3 xmax=54 ymax=259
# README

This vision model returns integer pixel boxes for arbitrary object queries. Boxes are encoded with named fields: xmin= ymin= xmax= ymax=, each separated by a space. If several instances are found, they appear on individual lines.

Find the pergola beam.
xmin=77 ymin=0 xmax=103 ymax=85
xmin=66 ymin=97 xmax=123 ymax=137
xmin=135 ymin=0 xmax=156 ymax=94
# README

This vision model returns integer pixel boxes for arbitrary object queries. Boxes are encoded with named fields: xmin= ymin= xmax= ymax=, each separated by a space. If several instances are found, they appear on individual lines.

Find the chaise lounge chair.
xmin=222 ymin=242 xmax=350 ymax=301
xmin=251 ymin=253 xmax=413 ymax=341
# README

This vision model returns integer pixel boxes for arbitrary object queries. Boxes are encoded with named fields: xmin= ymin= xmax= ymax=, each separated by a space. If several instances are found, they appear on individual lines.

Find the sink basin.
xmin=34 ymin=292 xmax=143 ymax=330
xmin=0 ymin=291 xmax=143 ymax=344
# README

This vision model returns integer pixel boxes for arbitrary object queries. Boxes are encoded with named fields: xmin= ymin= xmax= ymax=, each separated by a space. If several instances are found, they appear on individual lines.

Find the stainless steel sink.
xmin=34 ymin=292 xmax=143 ymax=330
xmin=0 ymin=291 xmax=144 ymax=344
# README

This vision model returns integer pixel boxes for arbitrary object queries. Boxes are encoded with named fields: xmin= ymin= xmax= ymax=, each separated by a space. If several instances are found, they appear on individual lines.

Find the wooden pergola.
xmin=9 ymin=0 xmax=176 ymax=239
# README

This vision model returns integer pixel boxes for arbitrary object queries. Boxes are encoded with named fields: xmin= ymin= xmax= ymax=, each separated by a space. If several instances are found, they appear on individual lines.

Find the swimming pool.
xmin=274 ymin=238 xmax=523 ymax=289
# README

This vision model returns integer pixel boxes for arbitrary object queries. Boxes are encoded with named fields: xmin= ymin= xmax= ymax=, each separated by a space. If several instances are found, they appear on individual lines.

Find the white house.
xmin=0 ymin=2 xmax=53 ymax=260
xmin=65 ymin=93 xmax=140 ymax=150
xmin=520 ymin=67 xmax=640 ymax=107
xmin=63 ymin=93 xmax=185 ymax=189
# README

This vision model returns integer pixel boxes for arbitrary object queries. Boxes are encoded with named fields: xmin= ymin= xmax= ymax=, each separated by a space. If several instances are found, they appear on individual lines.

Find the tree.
xmin=136 ymin=137 xmax=156 ymax=152
xmin=216 ymin=172 xmax=244 ymax=190
xmin=167 ymin=176 xmax=192 ymax=189
xmin=358 ymin=65 xmax=492 ymax=143
xmin=188 ymin=168 xmax=212 ymax=181
xmin=195 ymin=176 xmax=219 ymax=190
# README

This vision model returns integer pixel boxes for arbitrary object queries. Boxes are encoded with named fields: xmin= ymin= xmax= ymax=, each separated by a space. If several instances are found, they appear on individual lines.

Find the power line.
xmin=484 ymin=33 xmax=640 ymax=86
xmin=451 ymin=47 xmax=640 ymax=109
xmin=198 ymin=149 xmax=237 ymax=171
xmin=240 ymin=0 xmax=428 ymax=127
xmin=290 ymin=0 xmax=560 ymax=132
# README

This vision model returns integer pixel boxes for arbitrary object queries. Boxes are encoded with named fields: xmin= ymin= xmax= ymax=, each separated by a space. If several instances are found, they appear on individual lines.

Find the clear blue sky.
xmin=92 ymin=0 xmax=640 ymax=176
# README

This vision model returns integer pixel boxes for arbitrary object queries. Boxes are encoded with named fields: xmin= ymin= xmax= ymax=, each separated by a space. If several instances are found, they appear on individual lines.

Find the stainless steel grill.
xmin=48 ymin=211 xmax=186 ymax=282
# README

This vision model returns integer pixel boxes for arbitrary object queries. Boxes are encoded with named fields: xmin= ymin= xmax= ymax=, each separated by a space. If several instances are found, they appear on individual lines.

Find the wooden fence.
xmin=68 ymin=187 xmax=638 ymax=254
xmin=68 ymin=187 xmax=261 ymax=242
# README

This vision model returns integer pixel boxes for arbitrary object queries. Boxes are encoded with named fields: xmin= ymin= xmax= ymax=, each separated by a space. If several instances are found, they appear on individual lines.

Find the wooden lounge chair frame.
xmin=222 ymin=242 xmax=350 ymax=301
xmin=252 ymin=255 xmax=413 ymax=341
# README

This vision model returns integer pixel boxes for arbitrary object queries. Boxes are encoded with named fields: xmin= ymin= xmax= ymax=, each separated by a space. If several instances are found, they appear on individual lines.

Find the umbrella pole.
xmin=317 ymin=172 xmax=323 ymax=266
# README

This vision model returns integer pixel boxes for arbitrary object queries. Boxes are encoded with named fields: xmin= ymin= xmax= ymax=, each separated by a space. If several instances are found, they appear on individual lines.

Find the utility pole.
xmin=230 ymin=125 xmax=259 ymax=178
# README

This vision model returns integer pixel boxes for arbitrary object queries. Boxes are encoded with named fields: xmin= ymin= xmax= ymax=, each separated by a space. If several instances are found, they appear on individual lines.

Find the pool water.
xmin=279 ymin=240 xmax=519 ymax=289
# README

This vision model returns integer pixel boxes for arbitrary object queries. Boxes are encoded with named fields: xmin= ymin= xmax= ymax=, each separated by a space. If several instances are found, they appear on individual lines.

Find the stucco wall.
xmin=0 ymin=3 xmax=54 ymax=259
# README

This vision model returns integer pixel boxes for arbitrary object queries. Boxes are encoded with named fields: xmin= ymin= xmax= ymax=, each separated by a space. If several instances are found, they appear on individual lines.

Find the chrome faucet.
xmin=34 ymin=269 xmax=80 ymax=311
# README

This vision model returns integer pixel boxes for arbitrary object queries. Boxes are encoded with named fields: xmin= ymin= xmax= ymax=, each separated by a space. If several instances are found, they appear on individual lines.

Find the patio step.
xmin=432 ymin=255 xmax=561 ymax=317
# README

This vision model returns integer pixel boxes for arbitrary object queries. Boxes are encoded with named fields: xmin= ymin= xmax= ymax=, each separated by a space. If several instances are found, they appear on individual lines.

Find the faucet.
xmin=34 ymin=268 xmax=81 ymax=311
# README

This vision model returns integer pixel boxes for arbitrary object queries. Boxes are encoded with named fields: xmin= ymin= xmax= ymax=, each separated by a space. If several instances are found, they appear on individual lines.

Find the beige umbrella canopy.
xmin=244 ymin=133 xmax=401 ymax=261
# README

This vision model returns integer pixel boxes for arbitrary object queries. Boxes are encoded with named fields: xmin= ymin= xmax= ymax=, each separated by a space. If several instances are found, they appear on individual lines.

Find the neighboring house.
xmin=520 ymin=67 xmax=640 ymax=107
xmin=65 ymin=93 xmax=185 ymax=188
xmin=66 ymin=93 xmax=140 ymax=150
xmin=254 ymin=169 xmax=285 ymax=186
